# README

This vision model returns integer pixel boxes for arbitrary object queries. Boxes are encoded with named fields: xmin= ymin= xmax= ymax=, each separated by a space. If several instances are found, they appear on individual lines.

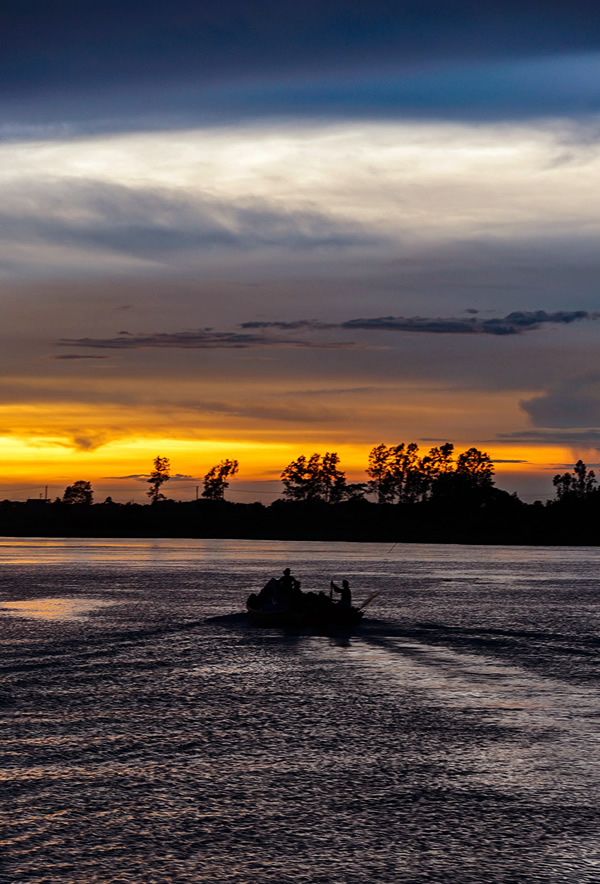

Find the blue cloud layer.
xmin=2 ymin=2 xmax=600 ymax=135
xmin=5 ymin=1 xmax=600 ymax=90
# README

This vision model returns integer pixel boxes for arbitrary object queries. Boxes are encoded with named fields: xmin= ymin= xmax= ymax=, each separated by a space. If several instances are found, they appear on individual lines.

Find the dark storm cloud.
xmin=242 ymin=311 xmax=595 ymax=336
xmin=520 ymin=374 xmax=600 ymax=428
xmin=1 ymin=179 xmax=377 ymax=257
xmin=2 ymin=1 xmax=600 ymax=133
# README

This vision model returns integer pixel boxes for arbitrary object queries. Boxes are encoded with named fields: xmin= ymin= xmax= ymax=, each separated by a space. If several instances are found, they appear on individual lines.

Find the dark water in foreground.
xmin=1 ymin=538 xmax=599 ymax=883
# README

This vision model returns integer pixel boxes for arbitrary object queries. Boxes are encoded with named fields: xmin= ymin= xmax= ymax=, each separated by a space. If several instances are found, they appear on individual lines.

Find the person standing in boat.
xmin=330 ymin=579 xmax=352 ymax=608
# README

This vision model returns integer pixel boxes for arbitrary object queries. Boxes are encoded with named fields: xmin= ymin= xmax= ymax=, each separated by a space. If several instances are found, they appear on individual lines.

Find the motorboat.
xmin=246 ymin=586 xmax=365 ymax=629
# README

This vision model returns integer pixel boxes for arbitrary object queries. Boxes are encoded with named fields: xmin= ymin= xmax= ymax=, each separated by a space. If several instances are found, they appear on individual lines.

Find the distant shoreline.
xmin=1 ymin=497 xmax=598 ymax=546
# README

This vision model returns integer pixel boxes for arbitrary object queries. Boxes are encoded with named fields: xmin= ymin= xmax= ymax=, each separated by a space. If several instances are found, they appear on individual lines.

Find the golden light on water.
xmin=0 ymin=598 xmax=112 ymax=620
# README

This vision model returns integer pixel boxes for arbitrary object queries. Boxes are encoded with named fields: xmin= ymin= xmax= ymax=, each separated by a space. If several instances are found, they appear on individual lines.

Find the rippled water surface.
xmin=1 ymin=538 xmax=599 ymax=883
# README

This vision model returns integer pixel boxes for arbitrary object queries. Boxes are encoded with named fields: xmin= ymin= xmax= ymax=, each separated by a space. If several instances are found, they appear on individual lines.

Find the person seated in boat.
xmin=279 ymin=568 xmax=298 ymax=591
xmin=330 ymin=579 xmax=352 ymax=608
xmin=276 ymin=568 xmax=301 ymax=606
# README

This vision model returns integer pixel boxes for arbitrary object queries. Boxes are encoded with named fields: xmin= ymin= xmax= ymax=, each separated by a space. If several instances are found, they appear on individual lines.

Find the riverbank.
xmin=1 ymin=496 xmax=598 ymax=545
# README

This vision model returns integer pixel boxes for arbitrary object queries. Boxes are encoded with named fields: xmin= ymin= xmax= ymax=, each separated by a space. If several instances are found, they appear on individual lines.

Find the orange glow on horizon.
xmin=0 ymin=432 xmax=590 ymax=503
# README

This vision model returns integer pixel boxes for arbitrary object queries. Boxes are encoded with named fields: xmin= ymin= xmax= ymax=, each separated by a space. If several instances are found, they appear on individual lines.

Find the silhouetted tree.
xmin=318 ymin=452 xmax=348 ymax=503
xmin=62 ymin=480 xmax=93 ymax=505
xmin=366 ymin=442 xmax=424 ymax=503
xmin=281 ymin=452 xmax=347 ymax=502
xmin=368 ymin=441 xmax=493 ymax=504
xmin=428 ymin=443 xmax=455 ymax=475
xmin=553 ymin=459 xmax=596 ymax=500
xmin=202 ymin=459 xmax=239 ymax=500
xmin=147 ymin=456 xmax=170 ymax=503
xmin=429 ymin=447 xmax=495 ymax=504
xmin=366 ymin=443 xmax=397 ymax=503
xmin=420 ymin=443 xmax=454 ymax=497
xmin=399 ymin=442 xmax=423 ymax=503
xmin=455 ymin=447 xmax=495 ymax=488
xmin=281 ymin=454 xmax=315 ymax=501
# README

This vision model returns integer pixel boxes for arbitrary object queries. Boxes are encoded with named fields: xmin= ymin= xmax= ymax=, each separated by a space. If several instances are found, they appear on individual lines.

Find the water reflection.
xmin=1 ymin=539 xmax=599 ymax=882
xmin=0 ymin=597 xmax=114 ymax=620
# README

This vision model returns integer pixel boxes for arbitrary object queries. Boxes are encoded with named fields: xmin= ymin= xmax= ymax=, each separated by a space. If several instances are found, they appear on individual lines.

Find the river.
xmin=1 ymin=538 xmax=599 ymax=883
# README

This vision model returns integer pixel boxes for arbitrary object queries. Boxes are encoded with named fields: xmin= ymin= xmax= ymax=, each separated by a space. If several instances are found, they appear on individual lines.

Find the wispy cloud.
xmin=241 ymin=319 xmax=334 ymax=331
xmin=57 ymin=329 xmax=350 ymax=351
xmin=242 ymin=310 xmax=596 ymax=336
xmin=0 ymin=179 xmax=378 ymax=263
xmin=27 ymin=431 xmax=116 ymax=452
xmin=51 ymin=354 xmax=110 ymax=360
xmin=60 ymin=309 xmax=595 ymax=354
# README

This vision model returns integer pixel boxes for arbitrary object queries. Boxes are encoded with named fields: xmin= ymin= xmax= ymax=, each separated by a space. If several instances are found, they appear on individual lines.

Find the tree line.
xmin=281 ymin=443 xmax=495 ymax=504
xmin=6 ymin=451 xmax=600 ymax=546
xmin=57 ymin=442 xmax=495 ymax=505
xmin=55 ymin=446 xmax=599 ymax=508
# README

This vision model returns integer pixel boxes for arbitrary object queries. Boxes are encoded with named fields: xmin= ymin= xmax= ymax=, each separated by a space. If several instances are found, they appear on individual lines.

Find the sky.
xmin=2 ymin=1 xmax=600 ymax=503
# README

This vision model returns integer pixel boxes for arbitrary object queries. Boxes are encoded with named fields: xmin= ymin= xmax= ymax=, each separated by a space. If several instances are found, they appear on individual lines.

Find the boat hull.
xmin=246 ymin=601 xmax=364 ymax=629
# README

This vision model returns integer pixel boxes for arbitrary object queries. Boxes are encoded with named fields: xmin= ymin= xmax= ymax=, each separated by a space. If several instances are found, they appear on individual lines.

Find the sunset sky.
xmin=2 ymin=1 xmax=600 ymax=503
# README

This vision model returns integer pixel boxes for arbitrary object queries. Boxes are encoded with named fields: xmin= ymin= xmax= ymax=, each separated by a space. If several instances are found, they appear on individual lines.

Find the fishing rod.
xmin=358 ymin=590 xmax=381 ymax=610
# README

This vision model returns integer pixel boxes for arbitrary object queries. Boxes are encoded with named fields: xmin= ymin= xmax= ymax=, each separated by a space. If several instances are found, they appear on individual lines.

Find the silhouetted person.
xmin=279 ymin=567 xmax=294 ymax=589
xmin=266 ymin=567 xmax=298 ymax=607
xmin=331 ymin=579 xmax=351 ymax=608
xmin=276 ymin=568 xmax=295 ymax=602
